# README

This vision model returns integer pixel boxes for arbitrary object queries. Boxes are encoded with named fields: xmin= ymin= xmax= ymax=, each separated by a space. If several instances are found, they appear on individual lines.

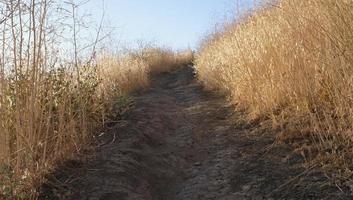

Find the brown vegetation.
xmin=195 ymin=0 xmax=353 ymax=180
xmin=0 ymin=0 xmax=193 ymax=198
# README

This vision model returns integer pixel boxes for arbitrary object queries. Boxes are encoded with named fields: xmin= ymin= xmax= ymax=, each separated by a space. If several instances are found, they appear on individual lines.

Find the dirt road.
xmin=41 ymin=66 xmax=350 ymax=200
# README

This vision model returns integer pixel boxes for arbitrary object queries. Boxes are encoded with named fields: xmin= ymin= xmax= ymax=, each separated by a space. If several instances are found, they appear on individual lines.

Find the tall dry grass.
xmin=0 ymin=1 xmax=193 ymax=198
xmin=140 ymin=47 xmax=194 ymax=73
xmin=195 ymin=0 xmax=353 ymax=175
xmin=95 ymin=48 xmax=193 ymax=121
xmin=0 ymin=50 xmax=189 ymax=199
xmin=97 ymin=47 xmax=193 ymax=98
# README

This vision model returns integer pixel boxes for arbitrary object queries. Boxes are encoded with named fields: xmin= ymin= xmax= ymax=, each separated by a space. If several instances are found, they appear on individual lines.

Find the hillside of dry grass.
xmin=195 ymin=0 xmax=353 ymax=180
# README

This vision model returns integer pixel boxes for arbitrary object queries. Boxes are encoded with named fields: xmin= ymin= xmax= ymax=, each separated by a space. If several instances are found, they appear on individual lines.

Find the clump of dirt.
xmin=40 ymin=66 xmax=351 ymax=200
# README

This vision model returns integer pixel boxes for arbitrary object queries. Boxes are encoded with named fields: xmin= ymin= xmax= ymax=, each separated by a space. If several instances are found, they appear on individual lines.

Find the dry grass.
xmin=0 ymin=46 xmax=191 ymax=199
xmin=0 ymin=1 xmax=192 ymax=199
xmin=0 ymin=66 xmax=101 ymax=199
xmin=0 ymin=1 xmax=192 ymax=196
xmin=132 ymin=47 xmax=194 ymax=74
xmin=97 ymin=47 xmax=193 ymax=96
xmin=195 ymin=0 xmax=353 ymax=177
xmin=95 ymin=48 xmax=193 ymax=122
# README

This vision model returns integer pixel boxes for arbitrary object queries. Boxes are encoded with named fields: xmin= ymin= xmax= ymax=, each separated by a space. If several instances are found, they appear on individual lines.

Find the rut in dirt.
xmin=42 ymin=66 xmax=350 ymax=200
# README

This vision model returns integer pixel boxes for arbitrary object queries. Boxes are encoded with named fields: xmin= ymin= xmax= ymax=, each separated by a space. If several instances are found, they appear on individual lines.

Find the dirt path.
xmin=41 ymin=66 xmax=350 ymax=200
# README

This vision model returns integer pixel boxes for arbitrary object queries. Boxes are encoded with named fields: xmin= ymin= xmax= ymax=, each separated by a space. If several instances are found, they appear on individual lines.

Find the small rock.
xmin=242 ymin=185 xmax=251 ymax=192
xmin=194 ymin=162 xmax=201 ymax=166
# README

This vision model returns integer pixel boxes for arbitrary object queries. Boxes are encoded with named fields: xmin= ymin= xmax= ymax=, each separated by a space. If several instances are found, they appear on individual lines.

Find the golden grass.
xmin=0 ymin=1 xmax=193 ymax=198
xmin=0 ymin=47 xmax=192 ymax=199
xmin=195 ymin=0 xmax=353 ymax=175
xmin=97 ymin=48 xmax=193 ymax=96
xmin=132 ymin=47 xmax=194 ymax=74
xmin=0 ymin=67 xmax=100 ymax=199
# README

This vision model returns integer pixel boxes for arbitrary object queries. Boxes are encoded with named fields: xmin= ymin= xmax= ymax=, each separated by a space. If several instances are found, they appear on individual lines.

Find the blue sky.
xmin=83 ymin=0 xmax=252 ymax=49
